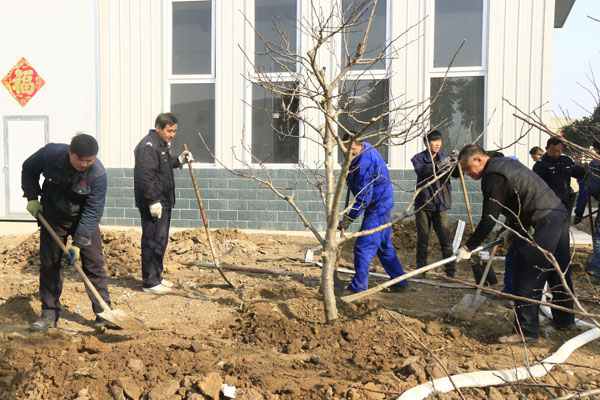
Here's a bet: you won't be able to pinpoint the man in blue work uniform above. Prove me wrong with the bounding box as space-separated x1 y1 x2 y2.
338 138 407 293
411 130 455 277
22 134 113 331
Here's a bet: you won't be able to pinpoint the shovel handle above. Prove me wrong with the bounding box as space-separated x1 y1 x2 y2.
183 144 236 289
458 164 474 232
341 238 502 303
37 213 112 313
474 244 499 297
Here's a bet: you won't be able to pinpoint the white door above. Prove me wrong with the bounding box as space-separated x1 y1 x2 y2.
3 116 49 219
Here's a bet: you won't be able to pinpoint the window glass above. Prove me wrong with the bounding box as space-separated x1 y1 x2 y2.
255 0 297 73
430 76 485 151
170 83 215 163
341 0 387 70
252 82 300 163
434 0 483 68
338 79 389 163
173 1 212 74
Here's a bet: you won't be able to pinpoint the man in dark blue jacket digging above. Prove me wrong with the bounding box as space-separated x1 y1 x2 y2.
338 139 407 293
411 130 455 277
22 134 113 331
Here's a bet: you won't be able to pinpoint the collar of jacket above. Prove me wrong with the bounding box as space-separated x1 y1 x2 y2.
419 149 446 163
149 129 170 149
540 154 569 164
350 142 374 167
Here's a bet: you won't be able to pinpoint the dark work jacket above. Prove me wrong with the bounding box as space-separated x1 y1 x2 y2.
21 143 107 247
533 154 585 211
133 130 182 209
465 157 565 250
346 142 394 220
411 150 451 212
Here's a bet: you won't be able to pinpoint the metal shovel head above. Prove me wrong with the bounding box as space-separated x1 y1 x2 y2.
450 293 488 320
97 308 144 331
303 248 314 263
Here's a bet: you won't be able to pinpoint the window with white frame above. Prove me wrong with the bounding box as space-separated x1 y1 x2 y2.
339 0 389 162
168 0 215 163
251 0 300 164
430 0 486 152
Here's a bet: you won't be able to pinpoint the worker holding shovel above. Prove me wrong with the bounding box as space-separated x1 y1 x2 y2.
133 113 193 295
22 134 114 331
338 136 408 294
455 144 575 344
411 130 456 278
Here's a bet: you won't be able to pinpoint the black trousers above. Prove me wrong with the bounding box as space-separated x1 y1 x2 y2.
139 207 172 288
512 211 574 338
415 210 455 274
39 222 110 316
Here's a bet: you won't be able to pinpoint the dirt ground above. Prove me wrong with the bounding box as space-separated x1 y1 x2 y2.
0 221 599 400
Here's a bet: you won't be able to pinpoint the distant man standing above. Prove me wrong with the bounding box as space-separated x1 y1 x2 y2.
339 138 407 293
411 130 455 277
455 144 574 343
529 146 544 162
533 137 585 215
134 113 193 294
22 134 113 331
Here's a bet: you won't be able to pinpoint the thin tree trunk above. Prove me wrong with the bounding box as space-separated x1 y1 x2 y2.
321 245 339 322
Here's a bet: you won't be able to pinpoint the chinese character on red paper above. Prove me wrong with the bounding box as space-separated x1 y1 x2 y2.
2 58 45 107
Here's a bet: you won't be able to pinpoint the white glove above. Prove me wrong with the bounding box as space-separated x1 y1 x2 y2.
178 150 194 164
455 246 472 262
149 202 162 219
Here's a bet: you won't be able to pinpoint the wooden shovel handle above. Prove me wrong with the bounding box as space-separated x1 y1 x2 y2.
458 163 475 232
37 213 112 312
183 144 236 289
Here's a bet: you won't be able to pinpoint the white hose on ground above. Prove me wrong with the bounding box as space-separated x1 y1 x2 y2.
397 287 599 400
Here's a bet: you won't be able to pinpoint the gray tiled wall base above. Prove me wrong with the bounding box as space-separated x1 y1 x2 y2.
102 169 483 230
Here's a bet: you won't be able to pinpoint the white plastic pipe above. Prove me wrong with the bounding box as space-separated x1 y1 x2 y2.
398 288 599 400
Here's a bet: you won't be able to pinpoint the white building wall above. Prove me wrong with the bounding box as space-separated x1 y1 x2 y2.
97 0 163 168
486 0 554 167
0 0 97 218
97 0 557 170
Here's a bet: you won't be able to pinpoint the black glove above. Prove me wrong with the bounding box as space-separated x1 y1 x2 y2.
337 214 354 231
573 214 583 225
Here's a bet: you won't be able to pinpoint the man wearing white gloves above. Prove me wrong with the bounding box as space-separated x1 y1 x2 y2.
454 144 573 344
134 113 193 294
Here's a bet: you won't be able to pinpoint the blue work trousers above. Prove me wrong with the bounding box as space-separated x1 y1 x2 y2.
349 211 406 292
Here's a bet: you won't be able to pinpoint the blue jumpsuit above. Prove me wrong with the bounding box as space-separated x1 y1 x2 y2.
346 143 407 292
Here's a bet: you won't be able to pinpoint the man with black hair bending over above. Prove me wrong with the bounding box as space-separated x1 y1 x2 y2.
134 113 193 294
455 144 575 343
22 133 113 331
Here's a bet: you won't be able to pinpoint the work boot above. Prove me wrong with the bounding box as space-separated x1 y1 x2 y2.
386 281 409 293
94 315 120 331
30 310 58 332
498 334 538 344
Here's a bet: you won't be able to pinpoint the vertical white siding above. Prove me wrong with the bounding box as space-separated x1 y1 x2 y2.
389 0 427 170
98 0 163 168
486 0 554 166
98 0 557 169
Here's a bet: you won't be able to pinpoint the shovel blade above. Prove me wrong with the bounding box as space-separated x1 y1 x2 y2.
450 294 487 320
97 309 144 331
